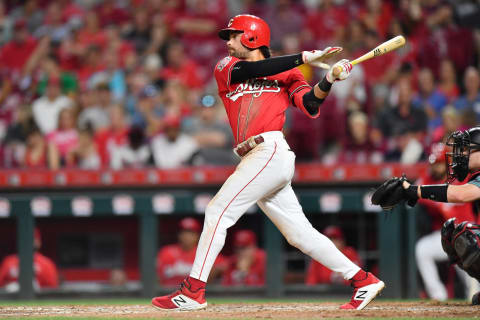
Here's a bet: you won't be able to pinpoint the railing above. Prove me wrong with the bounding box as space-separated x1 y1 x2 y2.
1 163 428 299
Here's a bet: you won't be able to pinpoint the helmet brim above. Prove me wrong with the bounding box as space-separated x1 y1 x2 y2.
218 28 243 40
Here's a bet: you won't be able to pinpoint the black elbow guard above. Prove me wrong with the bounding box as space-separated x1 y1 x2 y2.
302 89 324 116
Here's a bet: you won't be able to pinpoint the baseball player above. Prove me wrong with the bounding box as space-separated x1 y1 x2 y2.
152 14 385 311
372 126 480 304
414 144 475 301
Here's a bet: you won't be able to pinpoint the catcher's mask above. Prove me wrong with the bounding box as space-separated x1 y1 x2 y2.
446 127 480 182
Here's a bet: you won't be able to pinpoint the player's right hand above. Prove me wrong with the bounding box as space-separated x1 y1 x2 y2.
302 47 342 69
326 59 353 83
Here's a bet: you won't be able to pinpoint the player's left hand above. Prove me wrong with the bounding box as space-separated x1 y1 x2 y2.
302 47 342 69
371 175 417 210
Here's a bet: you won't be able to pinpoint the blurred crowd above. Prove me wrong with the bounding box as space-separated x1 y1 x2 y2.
0 0 479 169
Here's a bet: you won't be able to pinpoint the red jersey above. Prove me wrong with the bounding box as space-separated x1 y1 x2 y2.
214 56 318 145
156 245 226 286
306 247 361 285
0 253 58 288
221 248 265 286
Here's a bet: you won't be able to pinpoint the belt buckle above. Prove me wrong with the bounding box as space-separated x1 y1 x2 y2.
247 136 257 149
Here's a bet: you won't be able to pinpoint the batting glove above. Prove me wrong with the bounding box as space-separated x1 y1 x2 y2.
326 59 353 83
302 47 342 70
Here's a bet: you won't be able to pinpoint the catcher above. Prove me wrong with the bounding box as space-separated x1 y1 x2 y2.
372 126 480 304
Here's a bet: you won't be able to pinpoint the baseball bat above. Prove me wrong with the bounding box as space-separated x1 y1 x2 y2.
333 35 406 77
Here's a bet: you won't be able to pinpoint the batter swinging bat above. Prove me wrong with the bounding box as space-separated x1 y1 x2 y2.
333 35 406 77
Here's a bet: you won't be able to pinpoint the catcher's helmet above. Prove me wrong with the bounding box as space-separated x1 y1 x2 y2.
446 126 480 182
218 14 270 49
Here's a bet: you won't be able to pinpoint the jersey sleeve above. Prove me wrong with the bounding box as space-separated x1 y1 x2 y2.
286 68 318 118
214 56 241 90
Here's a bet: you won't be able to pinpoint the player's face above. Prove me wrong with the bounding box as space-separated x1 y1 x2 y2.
227 32 250 59
178 230 199 250
469 150 480 171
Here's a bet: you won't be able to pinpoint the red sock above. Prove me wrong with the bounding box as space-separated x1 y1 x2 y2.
351 269 368 281
186 276 206 291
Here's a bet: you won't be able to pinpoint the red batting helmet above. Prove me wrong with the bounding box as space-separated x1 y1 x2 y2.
218 14 270 49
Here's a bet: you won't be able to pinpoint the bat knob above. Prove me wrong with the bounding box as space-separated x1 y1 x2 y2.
332 66 342 78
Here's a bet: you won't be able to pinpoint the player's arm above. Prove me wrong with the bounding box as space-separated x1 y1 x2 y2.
402 180 480 203
230 47 342 84
298 59 353 116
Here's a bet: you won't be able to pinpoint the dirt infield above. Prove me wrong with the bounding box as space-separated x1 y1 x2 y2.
0 301 478 319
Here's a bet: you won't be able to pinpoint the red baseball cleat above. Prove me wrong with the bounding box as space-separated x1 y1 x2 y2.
152 278 207 311
340 271 385 310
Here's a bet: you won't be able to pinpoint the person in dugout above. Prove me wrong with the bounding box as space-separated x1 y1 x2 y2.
156 217 227 286
222 230 265 286
306 226 362 285
414 143 478 301
0 228 58 292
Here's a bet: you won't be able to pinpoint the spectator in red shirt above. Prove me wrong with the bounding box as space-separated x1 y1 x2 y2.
306 226 361 285
77 45 106 90
160 40 204 90
437 59 459 103
339 111 384 164
96 0 130 28
222 230 265 286
302 0 349 49
76 11 107 50
358 0 393 39
156 218 226 286
47 107 79 169
0 228 58 292
0 19 37 75
94 104 129 166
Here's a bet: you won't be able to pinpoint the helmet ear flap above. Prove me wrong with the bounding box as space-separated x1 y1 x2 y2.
241 31 257 48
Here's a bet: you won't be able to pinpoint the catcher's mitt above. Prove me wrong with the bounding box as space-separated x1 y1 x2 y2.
371 177 406 210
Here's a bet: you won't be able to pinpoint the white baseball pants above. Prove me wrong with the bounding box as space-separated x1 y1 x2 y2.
416 230 480 301
190 131 360 282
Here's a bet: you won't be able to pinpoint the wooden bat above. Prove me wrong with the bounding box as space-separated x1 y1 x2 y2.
333 35 406 77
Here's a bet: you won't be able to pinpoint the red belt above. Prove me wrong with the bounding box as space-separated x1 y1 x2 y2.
235 135 265 157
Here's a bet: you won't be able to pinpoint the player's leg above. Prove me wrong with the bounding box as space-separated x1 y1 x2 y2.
257 183 384 310
153 139 290 310
415 230 448 301
257 184 359 279
454 265 480 302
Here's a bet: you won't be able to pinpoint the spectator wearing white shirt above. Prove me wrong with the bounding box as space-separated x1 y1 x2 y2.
110 126 151 170
151 116 198 169
32 77 73 134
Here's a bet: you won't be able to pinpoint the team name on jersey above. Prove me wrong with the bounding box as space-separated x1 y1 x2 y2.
226 78 280 101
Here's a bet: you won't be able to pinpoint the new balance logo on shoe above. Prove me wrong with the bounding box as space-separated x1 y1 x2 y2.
355 290 368 300
172 295 188 307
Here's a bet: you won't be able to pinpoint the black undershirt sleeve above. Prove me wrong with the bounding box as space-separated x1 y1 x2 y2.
230 53 303 84
302 87 325 116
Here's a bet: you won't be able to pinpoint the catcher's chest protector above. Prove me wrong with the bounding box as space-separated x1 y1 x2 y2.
453 222 480 280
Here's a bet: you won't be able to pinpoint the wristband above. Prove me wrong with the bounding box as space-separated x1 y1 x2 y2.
420 184 449 202
318 76 332 92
